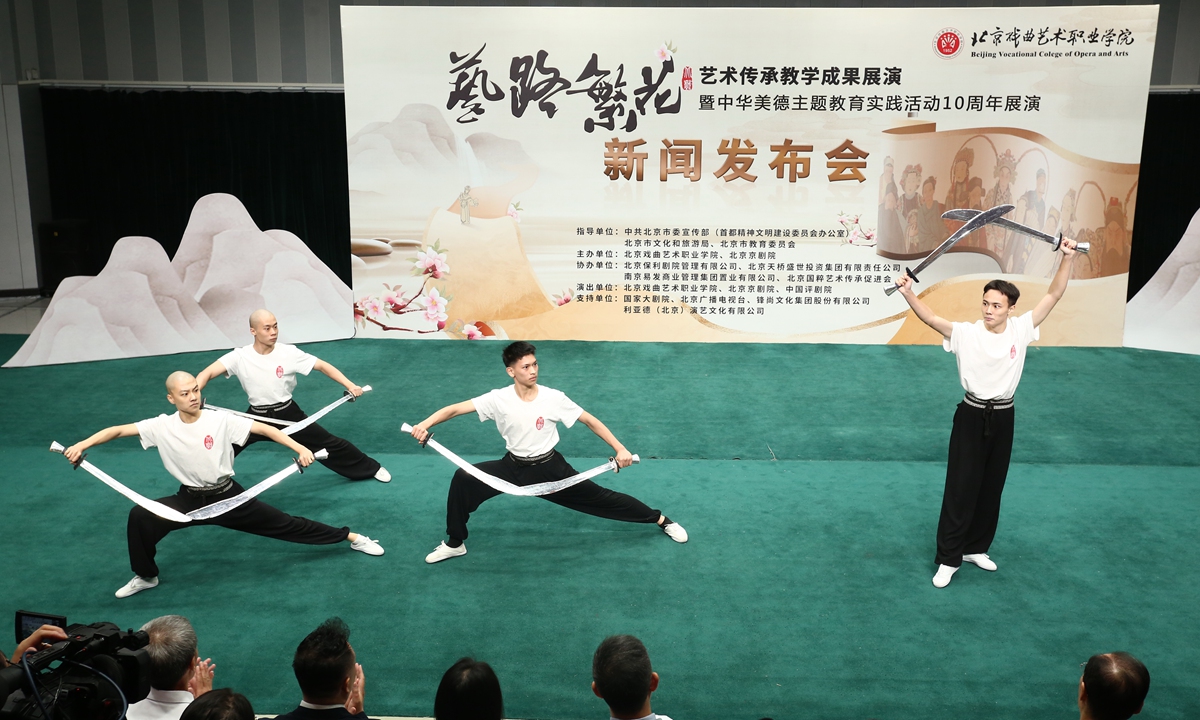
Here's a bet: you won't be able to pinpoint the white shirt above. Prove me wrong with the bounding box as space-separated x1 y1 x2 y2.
136 410 253 488
613 714 673 720
219 343 318 406
944 311 1039 400
126 688 194 720
473 385 584 458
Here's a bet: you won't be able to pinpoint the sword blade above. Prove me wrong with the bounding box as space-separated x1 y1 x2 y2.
50 442 193 523
283 385 372 436
940 208 1090 254
399 422 638 497
885 204 1014 295
186 448 330 520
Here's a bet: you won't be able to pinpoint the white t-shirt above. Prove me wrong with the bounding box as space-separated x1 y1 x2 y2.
473 385 584 458
944 311 1039 400
136 410 253 488
218 343 318 406
126 689 193 720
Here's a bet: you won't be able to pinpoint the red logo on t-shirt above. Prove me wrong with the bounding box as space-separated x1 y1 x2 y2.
203 435 214 450
536 417 545 430
1010 345 1017 359
276 365 284 378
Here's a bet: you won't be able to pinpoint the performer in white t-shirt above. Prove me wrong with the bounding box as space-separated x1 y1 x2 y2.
63 371 385 599
895 237 1078 588
196 309 390 483
410 341 688 563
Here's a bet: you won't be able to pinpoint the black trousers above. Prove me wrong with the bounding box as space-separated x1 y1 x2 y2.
445 451 661 543
235 400 381 481
935 400 1015 567
127 481 350 577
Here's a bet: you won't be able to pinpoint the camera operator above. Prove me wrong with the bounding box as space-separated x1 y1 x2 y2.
127 616 214 720
0 625 69 668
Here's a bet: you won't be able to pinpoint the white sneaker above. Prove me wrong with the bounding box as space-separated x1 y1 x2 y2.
115 576 158 598
963 553 998 571
425 541 467 564
350 535 384 556
660 520 688 543
374 467 392 483
932 564 958 588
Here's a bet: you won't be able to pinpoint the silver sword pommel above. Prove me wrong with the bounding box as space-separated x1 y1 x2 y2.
884 267 919 296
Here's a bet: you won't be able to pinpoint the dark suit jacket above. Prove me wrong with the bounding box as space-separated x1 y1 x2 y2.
273 706 370 720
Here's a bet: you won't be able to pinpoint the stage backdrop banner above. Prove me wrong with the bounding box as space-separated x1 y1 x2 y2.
342 5 1155 345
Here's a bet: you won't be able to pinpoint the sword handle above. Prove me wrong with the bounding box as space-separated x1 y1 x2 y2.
884 267 918 296
50 441 85 468
1076 242 1090 254
343 385 372 403
399 423 433 447
609 454 641 473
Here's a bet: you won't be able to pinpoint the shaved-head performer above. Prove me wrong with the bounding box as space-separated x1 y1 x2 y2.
196 309 390 483
64 371 384 599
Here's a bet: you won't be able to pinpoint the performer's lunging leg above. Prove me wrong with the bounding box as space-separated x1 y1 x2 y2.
414 341 688 565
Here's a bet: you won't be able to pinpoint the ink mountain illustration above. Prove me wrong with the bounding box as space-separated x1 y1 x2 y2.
5 194 353 367
1124 207 1200 355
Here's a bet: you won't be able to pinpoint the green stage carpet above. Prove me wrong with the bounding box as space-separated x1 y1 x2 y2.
1 335 1197 719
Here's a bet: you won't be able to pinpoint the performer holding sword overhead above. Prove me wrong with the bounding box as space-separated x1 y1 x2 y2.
408 341 687 564
60 371 384 599
894 233 1080 588
196 309 392 483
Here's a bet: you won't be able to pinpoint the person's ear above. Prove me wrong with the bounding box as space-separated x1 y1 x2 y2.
1078 678 1087 708
591 681 603 699
507 366 516 378
343 671 354 696
648 672 659 693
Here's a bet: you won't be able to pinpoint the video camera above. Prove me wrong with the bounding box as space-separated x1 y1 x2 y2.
0 622 150 720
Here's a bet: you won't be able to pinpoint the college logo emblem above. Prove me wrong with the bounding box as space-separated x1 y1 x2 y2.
933 28 964 59
276 365 284 378
204 435 214 450
1010 345 1017 359
536 417 545 430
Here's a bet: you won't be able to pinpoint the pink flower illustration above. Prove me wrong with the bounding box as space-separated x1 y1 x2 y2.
464 324 483 340
358 296 384 320
554 288 574 306
420 287 448 324
656 43 674 62
415 247 450 279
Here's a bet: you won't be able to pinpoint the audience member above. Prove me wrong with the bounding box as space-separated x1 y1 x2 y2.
434 657 503 720
128 615 214 720
275 618 368 719
1079 652 1150 720
178 688 254 720
592 635 671 720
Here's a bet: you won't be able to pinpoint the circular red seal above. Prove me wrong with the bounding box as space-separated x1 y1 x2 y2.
204 435 214 450
276 365 284 378
536 417 545 431
934 28 963 59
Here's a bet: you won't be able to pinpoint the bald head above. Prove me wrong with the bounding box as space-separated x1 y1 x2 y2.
249 309 276 330
166 371 196 394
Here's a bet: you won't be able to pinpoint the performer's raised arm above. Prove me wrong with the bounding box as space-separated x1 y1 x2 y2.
314 359 364 397
64 424 139 463
578 411 633 468
410 400 476 442
194 359 226 391
1032 237 1078 327
895 275 954 340
248 422 315 467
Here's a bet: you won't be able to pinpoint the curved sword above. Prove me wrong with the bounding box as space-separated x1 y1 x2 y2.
940 208 1090 254
885 203 1014 296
